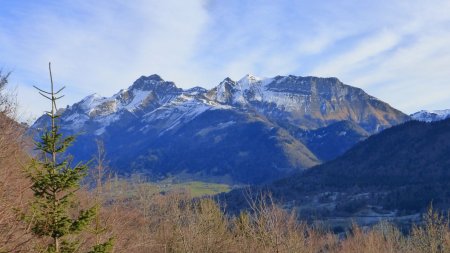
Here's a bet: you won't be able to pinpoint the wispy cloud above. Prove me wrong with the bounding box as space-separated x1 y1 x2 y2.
0 0 208 118
1 0 450 119
198 0 450 113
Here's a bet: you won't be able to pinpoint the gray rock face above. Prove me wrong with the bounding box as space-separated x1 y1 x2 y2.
31 74 409 184
207 75 409 133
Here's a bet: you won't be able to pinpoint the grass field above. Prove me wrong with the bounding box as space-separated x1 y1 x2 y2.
161 181 231 197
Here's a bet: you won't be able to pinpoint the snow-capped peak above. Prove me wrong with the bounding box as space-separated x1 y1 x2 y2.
135 74 164 83
128 74 178 92
55 75 184 134
238 74 262 85
210 78 237 104
81 93 102 102
411 109 450 122
222 77 235 83
79 93 105 110
185 86 207 95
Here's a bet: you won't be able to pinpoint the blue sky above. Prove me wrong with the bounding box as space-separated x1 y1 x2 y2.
1 0 450 120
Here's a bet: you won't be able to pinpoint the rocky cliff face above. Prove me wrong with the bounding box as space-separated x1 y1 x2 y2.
207 75 409 133
31 74 409 184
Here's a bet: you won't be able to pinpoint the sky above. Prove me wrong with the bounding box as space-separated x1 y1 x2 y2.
1 0 450 121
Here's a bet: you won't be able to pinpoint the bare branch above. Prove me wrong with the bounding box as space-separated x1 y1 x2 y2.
32 85 52 95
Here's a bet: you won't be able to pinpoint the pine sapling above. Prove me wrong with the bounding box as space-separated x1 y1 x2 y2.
26 63 112 253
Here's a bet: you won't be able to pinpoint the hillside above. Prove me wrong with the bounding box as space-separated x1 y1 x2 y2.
223 118 450 218
276 118 450 192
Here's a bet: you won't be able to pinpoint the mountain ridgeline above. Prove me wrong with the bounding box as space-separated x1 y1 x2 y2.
410 109 450 122
31 74 409 184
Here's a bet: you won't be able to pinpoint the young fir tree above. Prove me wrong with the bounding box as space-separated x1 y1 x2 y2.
27 63 113 253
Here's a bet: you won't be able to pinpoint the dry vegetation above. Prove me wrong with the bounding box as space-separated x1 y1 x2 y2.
3 158 450 253
57 184 450 253
1 72 450 252
0 71 35 252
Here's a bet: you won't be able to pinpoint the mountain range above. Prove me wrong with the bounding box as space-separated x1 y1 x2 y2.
31 74 409 184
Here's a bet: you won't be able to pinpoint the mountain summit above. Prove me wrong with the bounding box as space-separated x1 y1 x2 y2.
411 109 450 122
31 74 409 184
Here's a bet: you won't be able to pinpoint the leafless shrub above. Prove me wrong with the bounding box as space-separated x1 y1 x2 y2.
409 206 450 253
339 222 406 253
0 70 17 118
0 72 35 252
233 192 337 253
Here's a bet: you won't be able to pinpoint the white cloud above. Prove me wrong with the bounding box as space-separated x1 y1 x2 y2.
311 31 401 78
2 0 450 119
0 0 208 118
349 30 450 112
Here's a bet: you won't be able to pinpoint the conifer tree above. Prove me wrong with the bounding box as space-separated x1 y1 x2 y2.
27 63 113 253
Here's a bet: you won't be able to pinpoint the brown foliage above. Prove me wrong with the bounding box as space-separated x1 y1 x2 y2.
2 158 450 253
0 73 35 252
